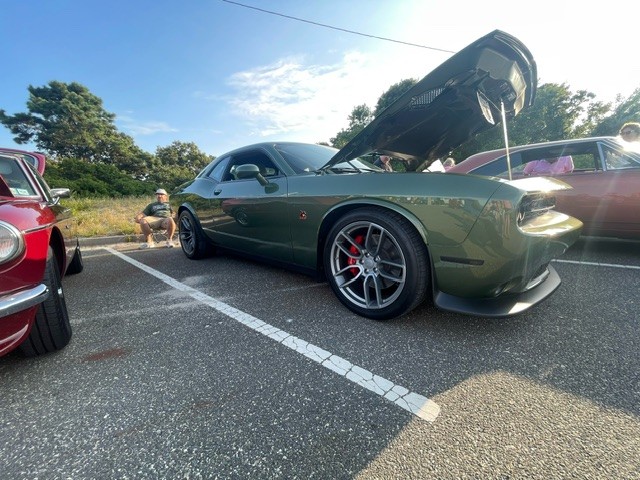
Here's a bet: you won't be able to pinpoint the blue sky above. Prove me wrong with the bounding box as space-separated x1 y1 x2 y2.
2 0 637 157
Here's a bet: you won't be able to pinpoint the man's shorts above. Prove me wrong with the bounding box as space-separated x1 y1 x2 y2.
143 216 172 229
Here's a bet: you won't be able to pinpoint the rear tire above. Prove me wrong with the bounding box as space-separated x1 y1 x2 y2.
178 210 213 259
19 247 72 356
324 208 430 320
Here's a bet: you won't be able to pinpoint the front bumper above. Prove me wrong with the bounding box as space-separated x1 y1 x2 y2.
0 284 49 319
433 264 560 317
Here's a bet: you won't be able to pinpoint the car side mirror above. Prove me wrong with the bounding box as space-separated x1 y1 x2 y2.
234 164 269 186
50 188 71 199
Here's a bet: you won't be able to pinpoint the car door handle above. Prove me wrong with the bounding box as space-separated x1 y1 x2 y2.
214 188 222 195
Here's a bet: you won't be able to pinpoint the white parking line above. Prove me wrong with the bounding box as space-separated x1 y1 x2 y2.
554 259 640 270
106 248 440 422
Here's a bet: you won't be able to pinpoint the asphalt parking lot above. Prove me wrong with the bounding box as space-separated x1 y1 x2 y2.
1 237 639 479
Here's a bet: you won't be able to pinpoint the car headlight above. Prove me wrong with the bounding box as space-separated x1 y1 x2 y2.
0 220 24 264
517 193 556 226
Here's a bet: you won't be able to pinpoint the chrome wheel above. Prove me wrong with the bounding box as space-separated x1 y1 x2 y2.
329 220 407 310
178 210 213 260
324 208 429 320
179 212 197 257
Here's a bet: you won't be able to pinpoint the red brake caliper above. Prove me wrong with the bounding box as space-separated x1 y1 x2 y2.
348 234 364 277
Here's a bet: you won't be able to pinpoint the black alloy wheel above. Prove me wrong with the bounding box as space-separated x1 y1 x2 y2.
178 210 213 260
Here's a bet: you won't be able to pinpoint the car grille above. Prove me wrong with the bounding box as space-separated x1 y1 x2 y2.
409 87 445 109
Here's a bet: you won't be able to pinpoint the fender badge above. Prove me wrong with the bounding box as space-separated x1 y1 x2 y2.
299 210 307 220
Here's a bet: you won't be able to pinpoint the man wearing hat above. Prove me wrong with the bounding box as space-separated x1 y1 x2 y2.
134 188 176 248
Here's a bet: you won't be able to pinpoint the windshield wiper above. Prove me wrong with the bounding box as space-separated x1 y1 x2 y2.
319 159 377 174
327 166 364 173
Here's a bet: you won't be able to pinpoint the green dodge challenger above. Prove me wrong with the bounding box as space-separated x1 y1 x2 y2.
171 30 583 320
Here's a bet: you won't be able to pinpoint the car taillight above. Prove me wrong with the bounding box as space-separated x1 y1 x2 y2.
517 194 556 226
0 221 24 264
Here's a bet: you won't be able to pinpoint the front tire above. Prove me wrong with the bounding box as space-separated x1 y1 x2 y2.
324 208 430 320
19 247 72 356
178 210 213 260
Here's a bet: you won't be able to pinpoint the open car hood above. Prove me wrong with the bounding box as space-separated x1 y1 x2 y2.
324 30 537 171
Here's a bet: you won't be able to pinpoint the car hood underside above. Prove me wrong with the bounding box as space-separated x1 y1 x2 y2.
326 29 537 172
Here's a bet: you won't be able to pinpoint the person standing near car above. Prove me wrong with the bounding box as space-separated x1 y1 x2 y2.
374 155 393 172
134 188 176 249
619 122 640 143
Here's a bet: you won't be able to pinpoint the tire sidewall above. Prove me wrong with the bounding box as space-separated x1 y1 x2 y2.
20 247 72 356
178 210 211 259
324 207 428 320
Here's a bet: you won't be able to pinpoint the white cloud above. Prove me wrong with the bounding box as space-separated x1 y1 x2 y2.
216 1 637 149
117 116 178 136
224 51 411 143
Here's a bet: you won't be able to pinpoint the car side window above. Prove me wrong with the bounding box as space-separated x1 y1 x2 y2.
521 155 575 175
602 145 640 170
474 146 607 178
207 156 230 181
222 151 280 181
565 153 596 171
472 153 527 178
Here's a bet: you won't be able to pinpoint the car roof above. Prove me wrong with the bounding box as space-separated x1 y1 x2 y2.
216 141 337 157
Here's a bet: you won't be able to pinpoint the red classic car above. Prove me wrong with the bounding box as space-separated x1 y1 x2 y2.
448 137 640 239
0 149 83 357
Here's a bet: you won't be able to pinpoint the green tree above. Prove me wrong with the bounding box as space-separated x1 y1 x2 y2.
591 88 640 136
330 104 373 148
44 157 151 197
0 81 146 176
149 141 214 191
374 79 417 117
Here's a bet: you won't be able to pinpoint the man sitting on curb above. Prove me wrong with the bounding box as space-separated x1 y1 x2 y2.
134 188 176 249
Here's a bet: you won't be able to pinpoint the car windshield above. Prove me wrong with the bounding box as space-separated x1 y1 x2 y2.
274 143 376 174
0 155 38 197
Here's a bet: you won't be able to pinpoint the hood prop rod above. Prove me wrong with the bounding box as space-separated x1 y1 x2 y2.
500 100 513 181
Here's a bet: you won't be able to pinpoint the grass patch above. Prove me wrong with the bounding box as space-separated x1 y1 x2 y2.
62 196 151 238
